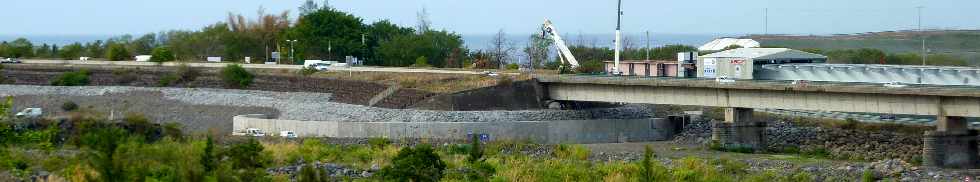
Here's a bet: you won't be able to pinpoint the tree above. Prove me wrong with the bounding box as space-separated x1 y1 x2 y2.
150 46 176 62
524 31 553 69
36 44 52 58
380 144 446 182
7 38 34 58
290 8 366 61
59 43 85 60
85 40 105 58
201 134 217 173
106 43 131 61
489 29 513 69
416 7 431 34
128 34 157 55
80 126 129 182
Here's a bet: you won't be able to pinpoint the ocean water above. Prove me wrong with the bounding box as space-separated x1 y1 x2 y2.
2 33 727 51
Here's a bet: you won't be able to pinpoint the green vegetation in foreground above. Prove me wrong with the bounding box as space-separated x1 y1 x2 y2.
1 97 826 181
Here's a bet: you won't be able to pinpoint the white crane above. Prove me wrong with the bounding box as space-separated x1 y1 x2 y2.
542 19 580 68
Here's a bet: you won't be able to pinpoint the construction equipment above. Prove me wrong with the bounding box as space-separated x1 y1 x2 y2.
542 19 579 68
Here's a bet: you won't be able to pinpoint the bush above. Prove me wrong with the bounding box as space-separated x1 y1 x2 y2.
150 47 175 62
380 144 446 182
554 144 590 160
61 101 79 111
298 66 318 77
106 44 131 61
467 134 484 163
220 64 254 88
111 68 137 84
411 56 432 68
505 63 520 70
574 60 604 74
158 74 178 86
368 137 391 149
50 69 90 86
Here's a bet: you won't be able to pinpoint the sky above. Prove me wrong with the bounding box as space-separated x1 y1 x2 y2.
1 0 978 36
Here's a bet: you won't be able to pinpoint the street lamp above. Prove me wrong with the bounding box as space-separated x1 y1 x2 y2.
287 40 298 64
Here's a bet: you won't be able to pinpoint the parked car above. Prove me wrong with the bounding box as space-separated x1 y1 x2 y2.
715 76 735 84
1 58 22 63
15 108 42 118
884 81 907 88
280 131 297 138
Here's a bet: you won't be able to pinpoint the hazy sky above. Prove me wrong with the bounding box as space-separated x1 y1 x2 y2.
1 0 977 36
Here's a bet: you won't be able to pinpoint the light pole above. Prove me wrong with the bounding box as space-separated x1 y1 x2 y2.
917 6 926 65
287 40 297 64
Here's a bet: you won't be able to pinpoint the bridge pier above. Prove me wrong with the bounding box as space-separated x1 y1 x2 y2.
712 107 767 151
923 116 979 168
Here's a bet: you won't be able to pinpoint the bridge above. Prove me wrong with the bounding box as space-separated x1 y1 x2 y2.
535 74 980 168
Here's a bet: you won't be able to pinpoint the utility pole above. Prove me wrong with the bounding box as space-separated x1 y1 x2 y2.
764 8 769 35
645 31 650 61
287 40 297 64
613 0 623 75
917 6 926 65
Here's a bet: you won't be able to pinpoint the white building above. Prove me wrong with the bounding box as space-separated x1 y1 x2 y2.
698 38 761 51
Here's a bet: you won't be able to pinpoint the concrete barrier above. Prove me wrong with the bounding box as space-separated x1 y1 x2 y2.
233 114 678 144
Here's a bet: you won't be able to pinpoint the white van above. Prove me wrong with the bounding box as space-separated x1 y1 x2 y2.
280 131 297 138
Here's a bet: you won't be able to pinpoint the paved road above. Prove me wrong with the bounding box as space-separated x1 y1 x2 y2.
20 59 494 75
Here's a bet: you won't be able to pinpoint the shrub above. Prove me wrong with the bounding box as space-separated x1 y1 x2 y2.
150 47 175 62
505 63 519 70
411 56 432 68
157 74 178 86
220 64 254 88
105 44 131 61
111 68 137 84
554 144 590 160
162 123 183 141
467 134 484 163
641 145 656 182
298 67 318 77
61 101 79 111
368 137 391 149
174 64 199 82
574 60 604 74
861 170 876 182
380 144 446 182
50 69 90 86
201 134 217 173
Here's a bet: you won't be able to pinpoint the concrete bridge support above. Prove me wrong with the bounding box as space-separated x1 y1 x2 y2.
923 116 979 168
712 107 767 150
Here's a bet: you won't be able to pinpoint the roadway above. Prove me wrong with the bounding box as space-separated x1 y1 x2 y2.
19 59 493 75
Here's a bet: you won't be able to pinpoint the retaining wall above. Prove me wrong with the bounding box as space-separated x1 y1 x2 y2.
233 114 678 144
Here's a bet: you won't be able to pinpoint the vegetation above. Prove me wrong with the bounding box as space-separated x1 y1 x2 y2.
61 101 79 112
380 144 447 181
220 64 254 88
754 31 980 66
105 43 131 61
50 69 91 86
150 46 176 62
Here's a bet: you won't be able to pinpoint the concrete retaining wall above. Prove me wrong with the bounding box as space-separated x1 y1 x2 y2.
233 114 677 144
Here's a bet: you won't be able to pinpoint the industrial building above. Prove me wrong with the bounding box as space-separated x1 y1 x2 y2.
696 48 828 79
757 64 980 86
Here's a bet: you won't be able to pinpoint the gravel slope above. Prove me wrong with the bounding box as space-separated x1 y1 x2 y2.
1 85 655 131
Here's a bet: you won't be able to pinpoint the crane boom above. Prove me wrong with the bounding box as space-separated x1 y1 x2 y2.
542 19 579 67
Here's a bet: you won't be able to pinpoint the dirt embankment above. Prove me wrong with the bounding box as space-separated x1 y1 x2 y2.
0 65 434 108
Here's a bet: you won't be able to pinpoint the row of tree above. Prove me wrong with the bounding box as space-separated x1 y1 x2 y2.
800 48 969 66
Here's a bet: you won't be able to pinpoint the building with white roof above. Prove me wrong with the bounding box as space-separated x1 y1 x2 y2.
698 38 761 51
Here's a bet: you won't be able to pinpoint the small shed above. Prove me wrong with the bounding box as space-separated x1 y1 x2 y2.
604 60 680 77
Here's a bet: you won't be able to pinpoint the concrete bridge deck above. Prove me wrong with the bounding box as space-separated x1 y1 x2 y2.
535 74 980 168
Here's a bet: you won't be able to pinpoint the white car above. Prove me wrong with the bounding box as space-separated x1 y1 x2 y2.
715 76 735 84
280 131 297 138
884 82 907 88
15 108 42 118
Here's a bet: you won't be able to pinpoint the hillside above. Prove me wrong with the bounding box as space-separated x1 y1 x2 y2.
744 30 980 65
